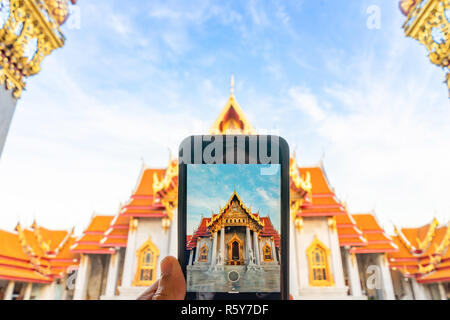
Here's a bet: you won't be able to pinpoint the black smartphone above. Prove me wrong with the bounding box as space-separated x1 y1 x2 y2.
178 135 289 300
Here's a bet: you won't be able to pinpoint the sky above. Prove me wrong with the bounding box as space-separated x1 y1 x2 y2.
0 0 449 234
186 164 281 235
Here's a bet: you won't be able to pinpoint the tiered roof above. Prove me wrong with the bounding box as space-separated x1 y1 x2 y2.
0 222 79 284
260 217 281 247
350 214 398 254
120 166 167 218
336 212 367 247
70 215 115 254
295 166 347 217
388 220 450 284
99 164 172 248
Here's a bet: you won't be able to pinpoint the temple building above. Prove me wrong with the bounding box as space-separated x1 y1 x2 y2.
186 190 281 293
1 81 449 299
0 0 76 157
389 219 450 299
0 222 79 300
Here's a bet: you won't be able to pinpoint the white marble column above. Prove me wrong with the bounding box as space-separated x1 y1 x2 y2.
328 224 346 288
378 254 395 300
188 249 194 266
40 281 57 300
4 280 14 300
438 283 447 300
220 227 225 265
271 239 277 263
245 227 253 263
411 277 428 300
194 241 201 263
210 232 218 268
60 277 68 301
290 219 301 298
253 231 260 266
104 251 121 297
121 223 137 288
23 283 32 300
344 249 363 297
73 254 91 300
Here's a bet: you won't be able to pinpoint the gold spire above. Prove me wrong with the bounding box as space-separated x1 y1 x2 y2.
209 78 256 135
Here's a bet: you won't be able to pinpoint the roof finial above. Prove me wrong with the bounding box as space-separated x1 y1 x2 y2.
230 75 235 96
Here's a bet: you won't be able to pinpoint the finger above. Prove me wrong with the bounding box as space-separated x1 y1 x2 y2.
152 256 186 300
136 279 160 300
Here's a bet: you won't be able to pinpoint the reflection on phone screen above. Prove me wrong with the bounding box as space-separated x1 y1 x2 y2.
185 164 281 295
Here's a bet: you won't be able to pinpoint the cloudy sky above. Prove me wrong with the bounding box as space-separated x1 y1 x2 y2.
186 164 281 234
0 0 449 234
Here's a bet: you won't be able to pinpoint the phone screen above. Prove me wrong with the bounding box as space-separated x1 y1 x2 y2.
185 163 281 298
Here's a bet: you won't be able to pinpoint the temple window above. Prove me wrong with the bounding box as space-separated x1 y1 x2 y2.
199 243 209 262
306 236 334 287
263 243 273 262
133 236 159 286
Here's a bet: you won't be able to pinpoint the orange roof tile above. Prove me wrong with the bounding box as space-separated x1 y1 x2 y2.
418 268 450 283
71 215 116 254
121 167 169 218
337 212 367 247
296 166 346 217
351 214 398 254
0 229 29 261
0 265 52 283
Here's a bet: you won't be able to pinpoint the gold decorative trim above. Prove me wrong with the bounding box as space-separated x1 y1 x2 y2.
227 232 244 265
262 243 274 262
416 218 439 251
198 243 209 262
207 189 265 233
133 236 160 287
402 0 450 96
306 236 335 287
0 0 68 98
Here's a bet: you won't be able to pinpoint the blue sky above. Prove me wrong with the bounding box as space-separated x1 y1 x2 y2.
0 1 449 233
186 164 281 234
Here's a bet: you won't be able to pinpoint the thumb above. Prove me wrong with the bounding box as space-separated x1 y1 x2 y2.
153 256 186 300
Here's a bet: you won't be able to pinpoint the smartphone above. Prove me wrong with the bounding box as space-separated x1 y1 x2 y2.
178 135 289 300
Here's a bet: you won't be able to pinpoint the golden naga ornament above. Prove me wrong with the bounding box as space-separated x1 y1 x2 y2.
44 0 77 25
0 0 77 98
400 0 450 96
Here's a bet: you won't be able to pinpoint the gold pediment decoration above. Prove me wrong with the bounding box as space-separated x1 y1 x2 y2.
209 78 256 135
207 189 264 233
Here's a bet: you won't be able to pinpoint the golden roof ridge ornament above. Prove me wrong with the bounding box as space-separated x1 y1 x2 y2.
400 0 450 97
209 76 256 135
206 189 264 229
0 0 78 98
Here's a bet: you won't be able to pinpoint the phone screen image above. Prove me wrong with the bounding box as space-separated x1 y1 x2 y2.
185 164 281 296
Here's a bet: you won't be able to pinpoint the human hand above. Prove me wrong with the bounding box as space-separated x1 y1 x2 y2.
137 256 186 300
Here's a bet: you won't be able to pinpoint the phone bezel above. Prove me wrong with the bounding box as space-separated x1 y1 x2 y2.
177 135 290 300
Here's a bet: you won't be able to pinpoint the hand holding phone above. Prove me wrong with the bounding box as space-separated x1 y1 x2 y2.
178 135 290 300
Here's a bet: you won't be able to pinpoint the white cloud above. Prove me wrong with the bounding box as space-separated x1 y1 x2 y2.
287 22 450 230
288 87 326 121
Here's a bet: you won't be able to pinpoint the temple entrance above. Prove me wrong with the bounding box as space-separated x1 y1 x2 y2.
227 233 243 265
232 241 239 261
